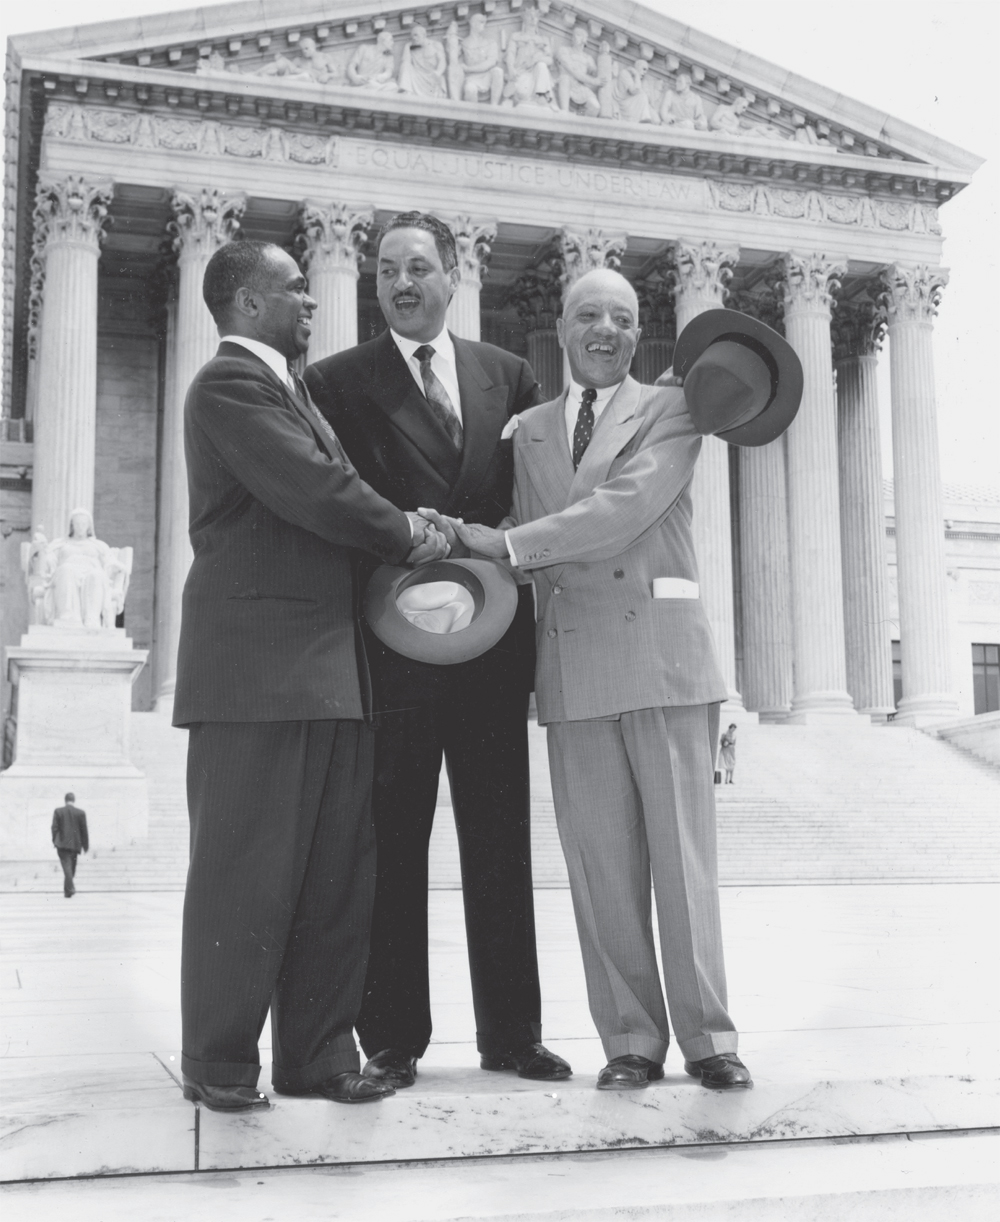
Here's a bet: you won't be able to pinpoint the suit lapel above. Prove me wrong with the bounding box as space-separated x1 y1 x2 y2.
517 395 575 517
366 330 462 484
444 336 509 514
568 377 644 504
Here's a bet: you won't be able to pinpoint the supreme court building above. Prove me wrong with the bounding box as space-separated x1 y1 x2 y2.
1 0 989 731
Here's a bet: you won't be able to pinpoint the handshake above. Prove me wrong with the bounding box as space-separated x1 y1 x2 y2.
403 509 509 566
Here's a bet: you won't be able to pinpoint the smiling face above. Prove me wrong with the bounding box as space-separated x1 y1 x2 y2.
233 248 316 361
557 270 641 389
377 227 458 342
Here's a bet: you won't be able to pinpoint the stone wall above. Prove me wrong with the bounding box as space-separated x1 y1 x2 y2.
93 331 160 711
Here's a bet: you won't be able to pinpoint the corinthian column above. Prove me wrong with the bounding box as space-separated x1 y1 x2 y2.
833 299 895 720
154 188 244 708
445 216 496 341
880 264 958 725
672 238 741 704
298 201 372 360
30 175 112 540
633 267 675 384
509 256 564 400
781 251 855 721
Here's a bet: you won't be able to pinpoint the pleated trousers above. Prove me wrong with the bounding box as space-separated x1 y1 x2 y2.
181 718 375 1091
546 702 738 1064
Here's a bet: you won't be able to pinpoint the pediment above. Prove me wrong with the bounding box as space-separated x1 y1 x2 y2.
10 0 981 183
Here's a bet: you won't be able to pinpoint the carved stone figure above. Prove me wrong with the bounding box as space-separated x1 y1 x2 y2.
346 31 398 91
503 6 557 110
398 24 447 100
614 58 659 125
660 73 708 130
258 44 313 81
446 14 505 106
595 40 616 119
555 26 601 117
196 50 241 76
23 510 132 630
709 96 787 141
294 37 342 85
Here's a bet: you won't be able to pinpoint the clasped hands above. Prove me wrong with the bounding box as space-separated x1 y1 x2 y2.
403 509 508 566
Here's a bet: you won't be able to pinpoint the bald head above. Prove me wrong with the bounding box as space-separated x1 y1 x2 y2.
558 268 641 389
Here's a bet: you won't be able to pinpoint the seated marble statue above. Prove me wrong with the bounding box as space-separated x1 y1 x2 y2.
503 6 556 109
346 31 398 91
24 509 132 630
398 24 447 99
660 73 708 130
614 58 659 124
555 26 602 117
710 96 787 141
446 14 504 106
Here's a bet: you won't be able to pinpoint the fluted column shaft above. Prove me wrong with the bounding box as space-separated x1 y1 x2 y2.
834 302 894 719
299 202 372 360
739 439 793 718
526 330 562 402
632 338 673 385
781 252 855 721
882 264 957 724
31 175 112 539
672 239 741 703
445 216 496 341
154 188 244 707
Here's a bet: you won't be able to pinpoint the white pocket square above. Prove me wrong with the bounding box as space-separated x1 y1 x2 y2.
652 578 699 599
500 415 520 440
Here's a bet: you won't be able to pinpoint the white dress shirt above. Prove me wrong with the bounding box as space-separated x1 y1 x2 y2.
505 379 624 567
391 327 463 425
220 335 292 390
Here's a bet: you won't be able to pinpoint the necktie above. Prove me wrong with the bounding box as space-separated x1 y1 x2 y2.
413 344 463 450
572 387 597 469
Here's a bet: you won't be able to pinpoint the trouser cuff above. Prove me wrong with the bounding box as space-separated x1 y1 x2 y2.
679 1031 739 1063
603 1034 669 1064
476 1021 542 1057
181 1053 260 1088
271 1040 360 1092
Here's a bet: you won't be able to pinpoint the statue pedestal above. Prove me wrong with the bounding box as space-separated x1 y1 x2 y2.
0 626 150 860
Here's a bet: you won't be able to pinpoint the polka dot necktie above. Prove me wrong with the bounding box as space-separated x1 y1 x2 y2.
572 387 598 470
413 344 463 450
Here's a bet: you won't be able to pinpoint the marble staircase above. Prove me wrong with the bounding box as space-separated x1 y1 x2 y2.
1 710 997 892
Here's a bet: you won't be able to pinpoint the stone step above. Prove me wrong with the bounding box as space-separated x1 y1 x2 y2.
4 1132 995 1221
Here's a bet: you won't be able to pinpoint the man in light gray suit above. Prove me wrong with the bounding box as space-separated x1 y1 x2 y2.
430 269 766 1092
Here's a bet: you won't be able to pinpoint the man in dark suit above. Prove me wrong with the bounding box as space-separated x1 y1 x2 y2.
51 792 88 898
306 212 570 1089
173 239 447 1113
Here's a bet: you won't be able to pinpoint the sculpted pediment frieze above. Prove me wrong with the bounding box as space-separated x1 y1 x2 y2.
13 1 975 175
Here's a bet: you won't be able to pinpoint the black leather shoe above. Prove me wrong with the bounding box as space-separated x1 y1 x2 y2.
480 1041 572 1080
362 1048 418 1089
684 1053 753 1090
596 1055 665 1091
276 1072 395 1104
181 1076 270 1112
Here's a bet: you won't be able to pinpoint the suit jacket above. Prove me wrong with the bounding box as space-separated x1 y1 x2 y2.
506 376 728 724
52 805 88 853
173 341 413 726
306 330 542 703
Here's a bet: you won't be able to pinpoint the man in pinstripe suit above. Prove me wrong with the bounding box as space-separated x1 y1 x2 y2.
437 269 753 1092
173 241 447 1112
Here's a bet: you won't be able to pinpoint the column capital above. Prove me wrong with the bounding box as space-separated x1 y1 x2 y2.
558 226 627 287
169 188 245 264
831 297 885 362
671 238 739 307
298 200 374 277
442 215 497 287
781 251 846 316
634 264 675 340
879 262 949 326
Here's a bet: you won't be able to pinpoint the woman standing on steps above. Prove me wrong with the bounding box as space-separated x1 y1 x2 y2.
719 724 738 784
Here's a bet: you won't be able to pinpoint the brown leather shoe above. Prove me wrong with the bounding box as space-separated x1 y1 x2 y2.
596 1055 665 1090
276 1072 396 1104
362 1048 418 1089
684 1053 753 1090
480 1041 572 1081
182 1076 270 1112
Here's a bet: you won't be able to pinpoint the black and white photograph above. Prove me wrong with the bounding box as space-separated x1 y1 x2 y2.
1 1 997 1218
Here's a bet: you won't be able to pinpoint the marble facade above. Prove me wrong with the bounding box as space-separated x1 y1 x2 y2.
0 0 986 741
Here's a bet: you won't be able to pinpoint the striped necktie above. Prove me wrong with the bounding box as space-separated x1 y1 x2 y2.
413 344 463 450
